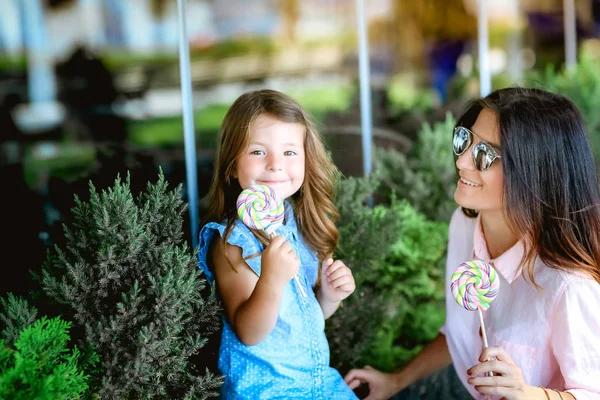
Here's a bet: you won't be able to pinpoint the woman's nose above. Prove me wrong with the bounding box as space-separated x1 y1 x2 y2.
455 148 475 171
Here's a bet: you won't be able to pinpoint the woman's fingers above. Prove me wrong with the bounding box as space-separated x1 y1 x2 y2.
479 346 516 365
468 359 514 376
344 366 372 389
468 375 514 387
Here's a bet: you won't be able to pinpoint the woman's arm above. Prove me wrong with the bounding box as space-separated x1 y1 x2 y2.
211 235 299 345
344 334 452 399
549 278 600 400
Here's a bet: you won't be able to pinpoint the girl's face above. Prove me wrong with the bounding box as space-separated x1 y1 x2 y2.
235 114 305 201
454 108 504 213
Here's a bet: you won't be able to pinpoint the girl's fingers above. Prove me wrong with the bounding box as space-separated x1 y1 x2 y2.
330 275 354 289
479 346 516 365
328 266 350 281
269 235 286 248
280 241 292 253
321 258 334 270
325 260 345 276
336 283 355 293
467 360 514 377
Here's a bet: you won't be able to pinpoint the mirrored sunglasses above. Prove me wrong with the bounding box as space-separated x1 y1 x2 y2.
453 126 501 172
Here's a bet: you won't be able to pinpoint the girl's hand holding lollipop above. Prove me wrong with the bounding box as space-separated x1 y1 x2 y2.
237 184 307 297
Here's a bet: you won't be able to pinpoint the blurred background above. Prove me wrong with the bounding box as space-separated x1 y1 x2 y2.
2 0 600 302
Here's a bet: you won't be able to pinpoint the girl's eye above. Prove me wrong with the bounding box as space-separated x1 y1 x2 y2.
250 150 265 155
284 151 296 156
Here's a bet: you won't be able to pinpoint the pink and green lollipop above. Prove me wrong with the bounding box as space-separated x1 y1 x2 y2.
451 260 499 312
236 184 306 297
236 184 284 235
451 260 500 375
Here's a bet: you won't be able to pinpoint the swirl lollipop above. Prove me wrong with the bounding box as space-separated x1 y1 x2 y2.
236 184 306 297
451 260 500 375
236 184 284 235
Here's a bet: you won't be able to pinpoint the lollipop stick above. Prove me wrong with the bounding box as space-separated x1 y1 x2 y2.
478 308 494 377
269 233 307 298
478 308 489 348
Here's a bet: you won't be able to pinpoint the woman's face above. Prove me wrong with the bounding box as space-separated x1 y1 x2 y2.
454 108 504 213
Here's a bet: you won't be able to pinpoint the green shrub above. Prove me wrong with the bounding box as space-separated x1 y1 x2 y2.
327 175 448 374
529 54 600 163
0 293 38 347
374 113 458 222
327 176 401 374
0 295 95 400
40 171 223 399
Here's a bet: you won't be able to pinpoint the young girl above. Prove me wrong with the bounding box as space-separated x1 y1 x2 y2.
198 89 358 399
345 87 600 400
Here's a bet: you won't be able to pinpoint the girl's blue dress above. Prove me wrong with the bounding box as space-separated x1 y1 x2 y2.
198 202 358 399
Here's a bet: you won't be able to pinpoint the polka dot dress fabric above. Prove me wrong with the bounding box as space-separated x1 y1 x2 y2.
198 202 358 400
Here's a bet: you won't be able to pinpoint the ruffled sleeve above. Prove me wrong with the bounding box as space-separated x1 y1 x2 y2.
197 220 264 286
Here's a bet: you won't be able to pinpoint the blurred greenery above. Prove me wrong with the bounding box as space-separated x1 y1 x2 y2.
375 113 458 222
127 104 229 147
289 84 355 122
100 37 278 70
23 142 97 188
0 54 26 74
387 74 436 114
128 84 354 147
1 36 350 75
18 84 353 189
447 71 520 103
528 52 600 164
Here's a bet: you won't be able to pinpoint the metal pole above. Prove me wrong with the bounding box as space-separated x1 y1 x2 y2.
79 0 106 49
506 0 523 81
356 0 373 177
23 0 56 104
176 0 199 248
477 0 491 97
0 0 22 55
564 0 577 70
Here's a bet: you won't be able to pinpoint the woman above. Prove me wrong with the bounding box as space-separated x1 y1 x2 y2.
345 87 600 400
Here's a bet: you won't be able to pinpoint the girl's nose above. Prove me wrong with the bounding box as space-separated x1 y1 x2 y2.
267 154 282 171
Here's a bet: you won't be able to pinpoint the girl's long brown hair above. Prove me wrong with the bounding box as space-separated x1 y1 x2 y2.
202 89 339 267
457 87 600 286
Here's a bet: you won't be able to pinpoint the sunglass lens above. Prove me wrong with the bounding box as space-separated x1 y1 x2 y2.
453 127 471 155
472 142 491 171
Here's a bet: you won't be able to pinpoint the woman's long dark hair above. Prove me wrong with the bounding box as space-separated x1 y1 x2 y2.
458 87 600 286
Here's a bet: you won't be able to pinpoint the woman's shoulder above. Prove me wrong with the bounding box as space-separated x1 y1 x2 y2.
550 270 600 318
556 268 600 291
534 257 600 295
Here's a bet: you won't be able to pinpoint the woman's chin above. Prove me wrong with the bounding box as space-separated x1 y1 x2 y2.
454 191 477 211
